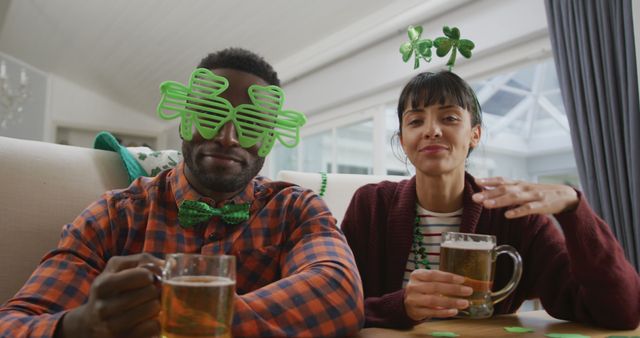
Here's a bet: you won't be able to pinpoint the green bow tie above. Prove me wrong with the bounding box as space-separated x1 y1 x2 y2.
178 200 250 228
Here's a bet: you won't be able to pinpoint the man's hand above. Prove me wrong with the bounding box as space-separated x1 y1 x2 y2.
404 269 472 321
56 253 164 338
472 177 579 218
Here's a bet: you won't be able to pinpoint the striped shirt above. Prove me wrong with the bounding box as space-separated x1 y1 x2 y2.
0 162 364 338
402 205 461 286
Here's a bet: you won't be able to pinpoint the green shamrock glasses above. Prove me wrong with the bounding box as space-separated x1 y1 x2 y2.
157 68 307 157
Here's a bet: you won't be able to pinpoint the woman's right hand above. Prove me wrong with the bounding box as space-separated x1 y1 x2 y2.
404 269 473 321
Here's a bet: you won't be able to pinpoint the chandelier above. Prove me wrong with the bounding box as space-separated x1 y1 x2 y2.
0 60 30 129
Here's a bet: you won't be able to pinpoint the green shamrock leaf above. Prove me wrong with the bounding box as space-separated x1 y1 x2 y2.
504 326 535 333
157 68 234 141
545 334 591 338
400 25 433 69
433 25 475 71
430 332 459 337
234 85 306 157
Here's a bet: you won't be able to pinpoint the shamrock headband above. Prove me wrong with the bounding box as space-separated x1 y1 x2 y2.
400 25 475 71
157 68 307 157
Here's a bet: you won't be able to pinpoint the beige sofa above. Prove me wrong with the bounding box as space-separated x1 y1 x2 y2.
0 136 129 303
0 136 406 303
276 170 406 225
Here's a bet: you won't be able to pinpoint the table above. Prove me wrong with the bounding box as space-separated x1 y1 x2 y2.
356 311 640 337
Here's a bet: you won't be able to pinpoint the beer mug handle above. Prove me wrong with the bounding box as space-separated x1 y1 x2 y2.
491 245 523 305
140 262 164 283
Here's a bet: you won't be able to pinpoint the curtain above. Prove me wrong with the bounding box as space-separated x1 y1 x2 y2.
545 0 639 270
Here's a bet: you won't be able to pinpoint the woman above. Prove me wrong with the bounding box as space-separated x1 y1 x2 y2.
341 71 639 330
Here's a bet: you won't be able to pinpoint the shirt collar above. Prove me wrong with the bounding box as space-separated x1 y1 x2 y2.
169 161 258 207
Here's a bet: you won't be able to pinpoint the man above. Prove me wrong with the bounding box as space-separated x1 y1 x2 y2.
0 48 364 337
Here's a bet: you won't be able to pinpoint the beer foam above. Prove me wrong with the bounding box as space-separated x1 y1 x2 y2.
441 240 494 251
165 276 235 287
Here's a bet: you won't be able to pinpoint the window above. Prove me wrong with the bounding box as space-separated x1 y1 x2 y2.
468 58 577 182
537 172 581 189
302 131 332 172
271 142 298 173
384 105 414 176
268 58 577 187
335 120 374 174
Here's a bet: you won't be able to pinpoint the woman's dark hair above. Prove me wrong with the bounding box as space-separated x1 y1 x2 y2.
396 71 482 131
197 47 280 86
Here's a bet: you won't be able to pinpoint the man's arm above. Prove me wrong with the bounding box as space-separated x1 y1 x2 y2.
0 196 163 338
0 249 100 337
231 191 365 337
0 200 109 338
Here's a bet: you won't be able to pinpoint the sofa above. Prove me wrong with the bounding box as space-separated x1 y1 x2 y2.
276 170 406 225
0 136 407 303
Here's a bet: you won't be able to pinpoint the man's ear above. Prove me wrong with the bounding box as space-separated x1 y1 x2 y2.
470 125 481 149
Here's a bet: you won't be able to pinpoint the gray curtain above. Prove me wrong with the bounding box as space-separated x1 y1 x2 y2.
545 0 639 270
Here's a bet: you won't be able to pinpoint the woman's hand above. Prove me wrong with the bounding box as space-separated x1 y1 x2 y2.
472 177 579 218
404 269 473 321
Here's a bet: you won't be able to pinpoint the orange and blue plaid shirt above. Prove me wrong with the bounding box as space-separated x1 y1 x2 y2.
0 162 364 337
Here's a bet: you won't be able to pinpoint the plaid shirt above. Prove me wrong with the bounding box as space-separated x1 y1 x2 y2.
0 162 364 337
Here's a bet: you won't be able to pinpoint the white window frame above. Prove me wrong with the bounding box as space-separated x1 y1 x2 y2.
267 35 556 178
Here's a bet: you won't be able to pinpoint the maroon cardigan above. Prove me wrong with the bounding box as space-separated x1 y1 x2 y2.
341 173 640 330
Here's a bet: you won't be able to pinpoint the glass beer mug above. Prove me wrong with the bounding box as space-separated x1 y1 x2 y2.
159 254 236 338
439 232 523 319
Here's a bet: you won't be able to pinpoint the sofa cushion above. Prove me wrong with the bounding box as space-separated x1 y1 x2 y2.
276 170 407 226
0 136 129 303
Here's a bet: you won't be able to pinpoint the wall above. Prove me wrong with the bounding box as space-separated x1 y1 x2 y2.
48 74 165 143
0 52 47 141
527 151 577 176
283 0 549 117
0 52 169 147
272 0 567 182
160 121 182 150
635 0 640 102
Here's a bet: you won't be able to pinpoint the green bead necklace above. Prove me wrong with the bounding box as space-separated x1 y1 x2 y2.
412 216 431 269
319 172 327 197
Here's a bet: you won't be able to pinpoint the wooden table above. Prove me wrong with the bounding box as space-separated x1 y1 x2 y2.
356 311 640 337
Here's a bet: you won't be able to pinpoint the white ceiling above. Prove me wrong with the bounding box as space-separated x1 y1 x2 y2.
0 0 465 118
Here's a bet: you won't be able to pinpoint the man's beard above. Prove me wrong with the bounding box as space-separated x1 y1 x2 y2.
182 143 265 193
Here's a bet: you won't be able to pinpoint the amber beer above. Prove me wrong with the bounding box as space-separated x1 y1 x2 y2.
440 240 495 318
440 232 522 319
160 254 236 338
161 276 234 338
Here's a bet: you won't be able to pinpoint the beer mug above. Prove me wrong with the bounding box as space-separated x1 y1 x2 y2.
159 254 236 338
439 232 522 319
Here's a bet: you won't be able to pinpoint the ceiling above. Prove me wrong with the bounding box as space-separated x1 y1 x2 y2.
0 0 465 118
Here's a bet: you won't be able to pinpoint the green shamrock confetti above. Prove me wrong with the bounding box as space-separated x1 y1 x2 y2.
430 332 459 337
545 334 590 338
433 26 475 71
400 25 475 71
504 326 535 333
399 25 433 69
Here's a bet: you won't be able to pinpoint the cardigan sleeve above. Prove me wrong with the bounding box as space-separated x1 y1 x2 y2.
342 186 419 328
526 192 640 330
